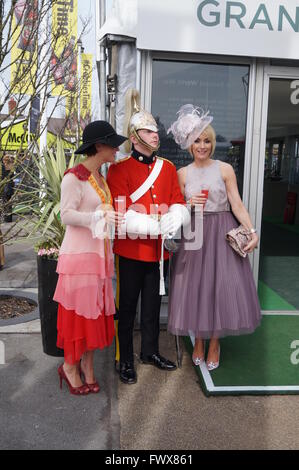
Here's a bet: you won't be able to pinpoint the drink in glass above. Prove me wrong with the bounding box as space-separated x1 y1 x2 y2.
200 186 209 207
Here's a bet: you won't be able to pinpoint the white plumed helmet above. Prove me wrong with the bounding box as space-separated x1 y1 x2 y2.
123 88 159 153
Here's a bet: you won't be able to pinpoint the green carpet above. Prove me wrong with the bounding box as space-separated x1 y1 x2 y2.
259 219 299 309
258 281 296 311
185 314 299 396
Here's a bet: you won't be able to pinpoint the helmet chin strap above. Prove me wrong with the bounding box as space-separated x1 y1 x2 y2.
132 129 160 153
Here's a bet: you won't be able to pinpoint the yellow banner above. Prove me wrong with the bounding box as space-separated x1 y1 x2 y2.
0 120 32 151
10 0 38 95
65 93 78 137
64 53 92 138
80 53 92 131
51 0 78 96
0 120 75 151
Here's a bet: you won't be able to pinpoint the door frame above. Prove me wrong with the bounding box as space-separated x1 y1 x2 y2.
253 65 299 312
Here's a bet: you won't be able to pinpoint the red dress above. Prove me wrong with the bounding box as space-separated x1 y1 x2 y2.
54 164 115 364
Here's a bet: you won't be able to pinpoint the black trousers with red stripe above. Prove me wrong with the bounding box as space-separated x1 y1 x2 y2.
117 255 169 364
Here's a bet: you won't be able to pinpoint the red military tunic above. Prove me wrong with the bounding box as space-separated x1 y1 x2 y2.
107 154 185 262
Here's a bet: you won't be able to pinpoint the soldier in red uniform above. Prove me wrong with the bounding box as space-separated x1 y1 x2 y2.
107 90 190 384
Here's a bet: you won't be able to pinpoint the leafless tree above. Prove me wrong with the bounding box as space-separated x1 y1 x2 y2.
0 0 91 245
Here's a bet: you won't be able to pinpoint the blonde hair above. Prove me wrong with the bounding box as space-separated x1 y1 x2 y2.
189 124 216 158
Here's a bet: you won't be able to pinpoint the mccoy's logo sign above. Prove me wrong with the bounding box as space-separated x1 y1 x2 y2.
0 120 34 150
197 1 299 32
7 131 32 144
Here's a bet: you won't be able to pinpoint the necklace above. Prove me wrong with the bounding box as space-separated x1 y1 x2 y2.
88 174 112 205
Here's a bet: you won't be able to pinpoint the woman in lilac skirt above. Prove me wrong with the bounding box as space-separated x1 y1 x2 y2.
167 105 261 370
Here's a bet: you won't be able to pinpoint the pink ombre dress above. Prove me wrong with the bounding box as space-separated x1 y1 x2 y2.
53 164 115 364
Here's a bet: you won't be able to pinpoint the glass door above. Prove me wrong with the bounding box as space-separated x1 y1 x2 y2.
151 59 250 196
258 76 299 311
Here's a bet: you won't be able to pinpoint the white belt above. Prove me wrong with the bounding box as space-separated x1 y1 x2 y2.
130 158 163 203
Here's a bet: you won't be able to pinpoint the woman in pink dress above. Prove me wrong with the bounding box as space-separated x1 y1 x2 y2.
54 121 127 395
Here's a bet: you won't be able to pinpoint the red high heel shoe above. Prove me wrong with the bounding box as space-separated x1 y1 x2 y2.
78 362 100 394
58 364 90 395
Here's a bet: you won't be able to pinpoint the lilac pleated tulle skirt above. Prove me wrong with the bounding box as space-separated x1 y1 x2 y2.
168 211 261 339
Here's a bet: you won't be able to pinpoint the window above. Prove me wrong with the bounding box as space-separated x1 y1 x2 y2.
151 59 250 195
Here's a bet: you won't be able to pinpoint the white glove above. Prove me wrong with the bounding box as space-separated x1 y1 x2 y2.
91 209 105 238
120 209 160 236
160 204 190 238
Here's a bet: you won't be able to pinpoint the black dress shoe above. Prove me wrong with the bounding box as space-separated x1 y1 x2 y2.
119 362 137 384
140 353 177 371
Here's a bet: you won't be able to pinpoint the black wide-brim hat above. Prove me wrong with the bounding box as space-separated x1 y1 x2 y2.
75 120 127 154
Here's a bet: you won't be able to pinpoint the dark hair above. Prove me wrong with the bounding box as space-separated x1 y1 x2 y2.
85 144 97 157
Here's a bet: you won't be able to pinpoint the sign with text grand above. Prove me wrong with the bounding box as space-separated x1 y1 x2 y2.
137 0 299 60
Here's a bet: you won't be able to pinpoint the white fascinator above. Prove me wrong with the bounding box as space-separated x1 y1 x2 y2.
167 104 213 150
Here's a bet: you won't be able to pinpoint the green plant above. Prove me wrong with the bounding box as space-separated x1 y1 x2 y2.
14 139 81 251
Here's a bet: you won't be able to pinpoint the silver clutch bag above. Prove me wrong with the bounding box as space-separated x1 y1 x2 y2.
225 225 252 258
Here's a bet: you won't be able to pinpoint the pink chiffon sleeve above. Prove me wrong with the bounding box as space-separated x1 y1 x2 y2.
60 173 95 228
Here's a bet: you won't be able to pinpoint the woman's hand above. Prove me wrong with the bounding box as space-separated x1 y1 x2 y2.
103 204 124 227
188 193 207 206
221 162 258 253
96 203 124 227
244 232 259 253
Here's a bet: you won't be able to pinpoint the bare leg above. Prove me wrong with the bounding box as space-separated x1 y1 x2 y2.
192 338 205 364
80 351 100 393
63 361 84 387
206 338 220 368
81 351 96 384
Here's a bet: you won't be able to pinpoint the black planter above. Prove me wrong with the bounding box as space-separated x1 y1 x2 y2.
37 256 64 357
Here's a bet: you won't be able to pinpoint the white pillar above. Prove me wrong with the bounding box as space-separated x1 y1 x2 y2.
96 0 106 120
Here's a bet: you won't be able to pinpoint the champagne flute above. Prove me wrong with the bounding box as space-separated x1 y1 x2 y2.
114 196 126 235
200 184 210 208
114 196 126 215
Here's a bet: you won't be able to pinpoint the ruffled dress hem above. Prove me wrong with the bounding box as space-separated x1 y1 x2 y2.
57 304 115 364
168 320 261 340
54 275 115 319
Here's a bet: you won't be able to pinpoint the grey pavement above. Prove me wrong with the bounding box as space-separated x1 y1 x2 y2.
0 222 37 288
1 227 299 450
0 334 119 450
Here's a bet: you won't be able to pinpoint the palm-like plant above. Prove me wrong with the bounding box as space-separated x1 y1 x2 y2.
14 139 81 254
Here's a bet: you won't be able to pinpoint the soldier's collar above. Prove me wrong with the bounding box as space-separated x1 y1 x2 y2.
131 147 157 164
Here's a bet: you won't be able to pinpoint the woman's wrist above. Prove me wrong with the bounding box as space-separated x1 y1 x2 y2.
251 232 259 248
